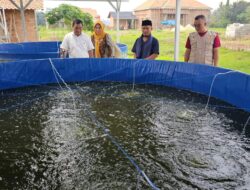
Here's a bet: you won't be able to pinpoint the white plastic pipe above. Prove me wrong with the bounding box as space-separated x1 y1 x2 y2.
116 7 120 43
20 0 28 41
116 0 121 43
174 0 181 61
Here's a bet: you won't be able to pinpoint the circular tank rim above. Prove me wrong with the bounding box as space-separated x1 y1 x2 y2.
0 41 128 60
0 58 249 113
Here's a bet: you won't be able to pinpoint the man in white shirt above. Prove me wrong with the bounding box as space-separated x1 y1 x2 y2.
60 19 94 58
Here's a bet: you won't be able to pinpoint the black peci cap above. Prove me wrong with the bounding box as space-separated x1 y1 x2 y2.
142 20 152 26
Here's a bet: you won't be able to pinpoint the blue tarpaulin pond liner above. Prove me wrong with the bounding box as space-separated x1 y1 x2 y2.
161 20 176 26
0 58 250 113
0 58 250 189
117 43 128 58
0 41 61 60
0 41 128 61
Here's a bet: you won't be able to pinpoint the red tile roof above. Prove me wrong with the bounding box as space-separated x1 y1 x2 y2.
135 0 211 11
0 0 43 10
81 8 100 19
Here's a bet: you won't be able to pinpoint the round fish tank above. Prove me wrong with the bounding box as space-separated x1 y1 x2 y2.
0 56 250 188
0 41 128 61
0 41 61 61
117 43 128 58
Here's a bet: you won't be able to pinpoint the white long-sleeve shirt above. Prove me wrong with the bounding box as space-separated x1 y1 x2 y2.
61 32 94 58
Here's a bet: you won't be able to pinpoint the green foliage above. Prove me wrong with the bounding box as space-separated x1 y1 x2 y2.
210 0 250 28
229 1 250 23
45 4 94 31
210 5 231 28
81 13 94 31
237 6 250 23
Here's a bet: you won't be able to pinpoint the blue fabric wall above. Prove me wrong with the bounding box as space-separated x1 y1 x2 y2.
0 58 249 112
0 42 128 60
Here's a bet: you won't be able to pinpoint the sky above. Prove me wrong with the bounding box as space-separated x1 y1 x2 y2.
44 0 250 19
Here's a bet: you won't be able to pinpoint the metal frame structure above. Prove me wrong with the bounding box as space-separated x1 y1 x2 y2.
0 6 9 42
107 0 122 43
174 0 181 61
8 0 34 41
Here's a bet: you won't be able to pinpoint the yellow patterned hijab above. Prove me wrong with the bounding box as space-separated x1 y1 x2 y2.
93 21 107 58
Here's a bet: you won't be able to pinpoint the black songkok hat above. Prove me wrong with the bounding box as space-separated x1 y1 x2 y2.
142 20 152 26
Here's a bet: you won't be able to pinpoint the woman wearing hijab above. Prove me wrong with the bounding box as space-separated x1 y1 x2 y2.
91 21 118 58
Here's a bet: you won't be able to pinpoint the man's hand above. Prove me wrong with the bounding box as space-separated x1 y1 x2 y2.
60 48 67 58
88 50 94 58
145 54 158 60
133 53 137 59
213 48 219 67
184 49 191 62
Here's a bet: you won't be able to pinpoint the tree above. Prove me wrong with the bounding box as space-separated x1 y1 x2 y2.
237 6 250 23
210 3 231 27
210 0 250 27
45 4 94 31
228 1 250 23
